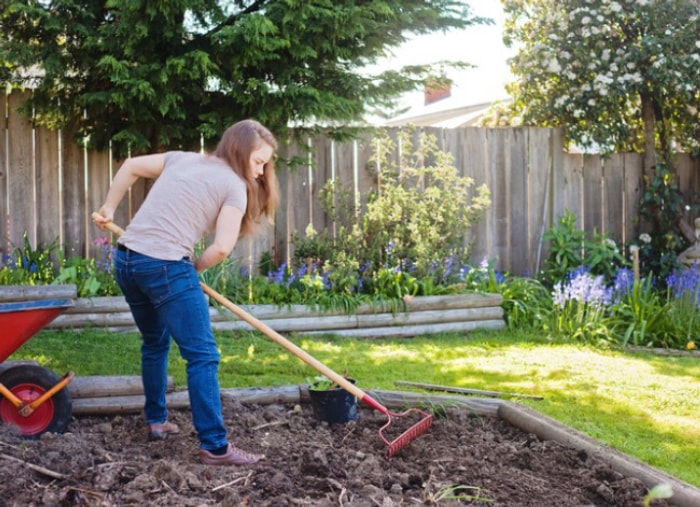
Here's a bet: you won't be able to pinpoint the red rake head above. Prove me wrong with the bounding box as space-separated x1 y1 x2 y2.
378 408 434 459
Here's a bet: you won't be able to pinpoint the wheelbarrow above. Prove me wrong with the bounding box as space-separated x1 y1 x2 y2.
0 292 75 437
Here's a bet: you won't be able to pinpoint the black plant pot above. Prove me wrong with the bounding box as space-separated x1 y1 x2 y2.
308 379 359 424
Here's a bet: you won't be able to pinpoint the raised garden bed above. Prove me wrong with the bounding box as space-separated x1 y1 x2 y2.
1 378 697 506
47 292 506 337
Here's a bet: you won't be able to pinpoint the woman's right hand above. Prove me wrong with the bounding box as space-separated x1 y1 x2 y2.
92 207 114 231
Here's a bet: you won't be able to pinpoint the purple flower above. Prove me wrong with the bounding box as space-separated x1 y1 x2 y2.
271 262 287 285
666 263 700 306
612 267 635 297
553 269 612 309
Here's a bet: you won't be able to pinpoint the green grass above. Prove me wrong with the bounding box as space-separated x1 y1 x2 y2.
11 327 700 488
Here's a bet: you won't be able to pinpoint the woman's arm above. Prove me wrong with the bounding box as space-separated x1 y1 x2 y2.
194 205 244 273
93 153 166 228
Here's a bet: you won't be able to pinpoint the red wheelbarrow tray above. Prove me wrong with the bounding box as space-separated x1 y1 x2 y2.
0 298 75 363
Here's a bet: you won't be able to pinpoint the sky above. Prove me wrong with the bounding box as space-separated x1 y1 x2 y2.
372 1 514 115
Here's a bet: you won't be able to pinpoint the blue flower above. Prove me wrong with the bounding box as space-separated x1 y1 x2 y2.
612 267 635 298
271 262 287 285
553 269 612 309
385 241 395 257
666 263 700 307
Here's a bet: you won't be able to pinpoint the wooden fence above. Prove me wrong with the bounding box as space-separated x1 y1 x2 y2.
2 90 699 276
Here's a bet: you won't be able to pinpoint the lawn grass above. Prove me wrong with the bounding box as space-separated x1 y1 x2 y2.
11 327 700 488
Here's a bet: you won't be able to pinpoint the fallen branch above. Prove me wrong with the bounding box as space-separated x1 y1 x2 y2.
252 420 289 431
0 452 69 480
394 381 543 400
212 471 252 492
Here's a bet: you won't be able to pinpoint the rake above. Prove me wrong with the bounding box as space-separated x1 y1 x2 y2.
93 213 433 458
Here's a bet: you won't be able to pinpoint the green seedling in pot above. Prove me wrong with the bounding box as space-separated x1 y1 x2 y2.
308 374 353 390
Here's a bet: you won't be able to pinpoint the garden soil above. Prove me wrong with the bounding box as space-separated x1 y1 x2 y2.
0 396 679 507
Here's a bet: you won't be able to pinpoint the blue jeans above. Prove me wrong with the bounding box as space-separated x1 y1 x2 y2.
114 248 227 451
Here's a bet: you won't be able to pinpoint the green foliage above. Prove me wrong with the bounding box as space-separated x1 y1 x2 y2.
9 233 59 285
500 277 552 331
53 258 107 298
635 163 699 282
0 1 486 155
541 210 628 286
362 128 491 278
502 0 700 156
612 276 668 348
285 128 493 306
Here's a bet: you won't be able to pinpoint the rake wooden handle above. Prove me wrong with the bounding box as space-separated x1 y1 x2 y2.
92 212 126 237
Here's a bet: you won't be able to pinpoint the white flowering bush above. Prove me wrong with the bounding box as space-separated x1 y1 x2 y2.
502 0 700 155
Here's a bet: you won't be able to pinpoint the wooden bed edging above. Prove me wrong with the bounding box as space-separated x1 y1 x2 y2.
46 293 506 337
497 402 700 507
67 380 700 506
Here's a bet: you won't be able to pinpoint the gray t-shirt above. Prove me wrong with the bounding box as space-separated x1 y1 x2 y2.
119 151 247 260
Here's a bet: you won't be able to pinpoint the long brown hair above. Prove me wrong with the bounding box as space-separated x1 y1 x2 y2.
214 119 280 238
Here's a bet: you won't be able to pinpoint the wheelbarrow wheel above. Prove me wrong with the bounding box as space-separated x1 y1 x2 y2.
0 365 72 438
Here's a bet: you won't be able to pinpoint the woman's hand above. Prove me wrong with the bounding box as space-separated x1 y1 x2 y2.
92 208 114 231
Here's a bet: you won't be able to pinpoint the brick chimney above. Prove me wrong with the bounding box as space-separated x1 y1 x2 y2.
424 82 451 105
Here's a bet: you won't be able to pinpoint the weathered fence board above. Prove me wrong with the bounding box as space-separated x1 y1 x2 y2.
526 128 551 275
623 153 643 246
583 155 603 235
603 155 624 239
7 92 33 251
504 129 532 273
1 90 700 277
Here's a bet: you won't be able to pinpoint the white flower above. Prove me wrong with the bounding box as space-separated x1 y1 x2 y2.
610 2 622 13
548 59 562 73
588 98 596 106
640 233 652 244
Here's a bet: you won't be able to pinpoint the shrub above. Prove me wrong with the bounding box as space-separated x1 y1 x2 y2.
541 210 628 287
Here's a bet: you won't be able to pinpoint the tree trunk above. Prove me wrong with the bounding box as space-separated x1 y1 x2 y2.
640 91 694 243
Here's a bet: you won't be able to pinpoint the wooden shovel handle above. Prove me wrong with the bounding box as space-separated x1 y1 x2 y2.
90 212 371 403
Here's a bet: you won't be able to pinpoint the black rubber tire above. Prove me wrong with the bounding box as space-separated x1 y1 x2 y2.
0 365 72 438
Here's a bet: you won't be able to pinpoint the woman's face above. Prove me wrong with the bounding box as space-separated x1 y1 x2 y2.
248 142 274 180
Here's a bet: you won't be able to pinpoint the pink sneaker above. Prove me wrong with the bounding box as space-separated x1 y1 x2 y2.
147 421 180 441
199 444 265 466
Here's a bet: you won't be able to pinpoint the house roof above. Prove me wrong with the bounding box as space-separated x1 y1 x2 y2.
383 99 505 128
378 65 513 128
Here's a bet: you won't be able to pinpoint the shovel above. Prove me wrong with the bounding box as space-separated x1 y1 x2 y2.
93 213 433 458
